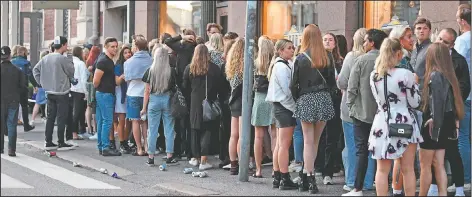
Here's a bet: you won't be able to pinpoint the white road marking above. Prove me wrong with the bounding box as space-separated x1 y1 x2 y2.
1 173 34 189
1 153 120 189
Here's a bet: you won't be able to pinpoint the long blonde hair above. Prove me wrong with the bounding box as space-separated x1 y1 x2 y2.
209 33 224 52
267 39 293 80
148 47 171 93
300 24 328 69
225 38 244 80
352 28 367 56
255 36 274 75
375 38 402 80
190 44 210 76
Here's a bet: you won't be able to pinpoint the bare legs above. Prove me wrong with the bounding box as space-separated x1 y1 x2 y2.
254 126 268 176
420 149 447 196
301 121 326 174
229 117 241 161
277 126 294 173
132 120 148 155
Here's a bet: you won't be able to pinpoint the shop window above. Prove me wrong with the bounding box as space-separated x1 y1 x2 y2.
262 1 317 41
365 1 420 29
159 1 201 36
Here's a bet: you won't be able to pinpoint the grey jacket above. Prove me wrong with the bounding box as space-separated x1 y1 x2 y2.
346 49 379 124
337 51 363 123
411 39 432 92
33 53 75 95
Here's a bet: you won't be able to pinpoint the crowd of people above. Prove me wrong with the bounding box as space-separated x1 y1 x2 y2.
1 3 471 196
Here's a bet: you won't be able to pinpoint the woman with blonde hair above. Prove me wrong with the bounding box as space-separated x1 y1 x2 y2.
265 38 297 190
208 33 225 68
251 35 275 178
386 24 416 196
336 28 376 191
225 38 246 175
183 44 226 170
290 24 336 193
141 47 179 165
368 38 422 196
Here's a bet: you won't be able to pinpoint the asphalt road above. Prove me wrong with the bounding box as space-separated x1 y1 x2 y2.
2 119 468 196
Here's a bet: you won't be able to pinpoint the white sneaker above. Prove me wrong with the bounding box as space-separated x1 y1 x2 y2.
78 133 91 139
292 176 301 184
343 185 353 192
223 163 231 169
334 170 345 177
189 158 199 166
288 161 303 172
323 176 333 185
65 140 79 147
199 162 213 170
465 183 471 191
249 161 255 170
428 185 438 196
448 184 457 193
29 121 35 127
89 133 98 140
342 190 363 196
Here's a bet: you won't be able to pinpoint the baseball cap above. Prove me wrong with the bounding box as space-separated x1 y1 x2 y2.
53 36 68 49
1 46 11 59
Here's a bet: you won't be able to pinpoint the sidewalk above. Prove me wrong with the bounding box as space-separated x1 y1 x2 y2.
16 121 366 196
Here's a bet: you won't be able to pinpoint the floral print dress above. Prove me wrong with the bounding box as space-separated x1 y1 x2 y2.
368 68 423 160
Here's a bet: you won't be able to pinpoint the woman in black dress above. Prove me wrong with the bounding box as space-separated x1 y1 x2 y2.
419 43 465 196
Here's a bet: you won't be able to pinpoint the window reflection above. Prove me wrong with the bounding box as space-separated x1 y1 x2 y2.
162 1 201 36
262 1 317 40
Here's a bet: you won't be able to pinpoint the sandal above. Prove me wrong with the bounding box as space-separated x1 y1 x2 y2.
252 173 263 178
132 150 148 156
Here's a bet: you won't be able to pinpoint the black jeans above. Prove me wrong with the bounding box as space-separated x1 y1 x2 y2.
431 138 464 187
191 121 218 158
323 97 343 178
352 118 373 190
45 94 70 144
70 92 86 135
19 91 31 126
219 104 231 161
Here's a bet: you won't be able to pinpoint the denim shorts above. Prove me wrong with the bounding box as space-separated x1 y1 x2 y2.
126 96 144 120
36 88 47 105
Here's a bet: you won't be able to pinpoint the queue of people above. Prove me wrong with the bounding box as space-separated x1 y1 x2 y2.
0 3 470 196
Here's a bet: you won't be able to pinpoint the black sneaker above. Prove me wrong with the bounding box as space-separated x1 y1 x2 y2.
109 140 116 150
45 142 58 150
58 143 74 150
24 125 35 132
102 149 121 156
166 157 179 165
119 145 131 154
99 150 103 155
146 157 155 166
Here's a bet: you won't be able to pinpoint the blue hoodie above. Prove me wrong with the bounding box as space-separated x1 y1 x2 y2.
11 56 36 87
124 51 152 81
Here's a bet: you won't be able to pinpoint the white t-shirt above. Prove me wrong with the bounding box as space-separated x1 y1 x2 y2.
126 79 145 97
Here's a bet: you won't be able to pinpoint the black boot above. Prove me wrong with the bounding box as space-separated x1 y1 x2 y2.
109 140 116 150
308 174 319 194
279 172 298 190
119 141 131 154
272 171 281 188
298 171 309 192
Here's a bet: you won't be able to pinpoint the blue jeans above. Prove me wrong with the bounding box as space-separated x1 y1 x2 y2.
1 102 19 151
342 121 375 189
96 91 115 151
459 100 471 183
293 119 304 162
147 93 175 155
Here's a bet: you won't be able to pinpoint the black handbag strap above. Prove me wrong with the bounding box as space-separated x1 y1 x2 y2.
384 74 391 123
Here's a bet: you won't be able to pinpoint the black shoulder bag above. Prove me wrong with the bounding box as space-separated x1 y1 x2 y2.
170 69 188 118
202 75 222 122
384 74 413 138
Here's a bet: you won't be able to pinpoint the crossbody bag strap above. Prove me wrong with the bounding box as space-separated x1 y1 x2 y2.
302 52 327 84
384 74 391 123
205 74 208 99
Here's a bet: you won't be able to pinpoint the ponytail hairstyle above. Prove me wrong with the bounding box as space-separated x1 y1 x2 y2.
267 39 293 80
374 38 402 80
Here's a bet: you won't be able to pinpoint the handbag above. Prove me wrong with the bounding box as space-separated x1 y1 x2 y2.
170 84 188 119
383 74 413 138
202 75 222 122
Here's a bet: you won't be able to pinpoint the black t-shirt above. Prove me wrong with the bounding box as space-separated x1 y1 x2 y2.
95 54 115 94
142 67 176 94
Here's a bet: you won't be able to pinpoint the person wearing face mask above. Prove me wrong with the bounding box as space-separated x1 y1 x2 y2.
427 28 471 197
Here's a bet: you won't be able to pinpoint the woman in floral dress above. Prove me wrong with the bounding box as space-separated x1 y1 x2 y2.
368 38 422 196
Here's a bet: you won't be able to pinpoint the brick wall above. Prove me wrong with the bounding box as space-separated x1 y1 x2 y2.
20 1 31 43
43 10 55 41
70 9 77 38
